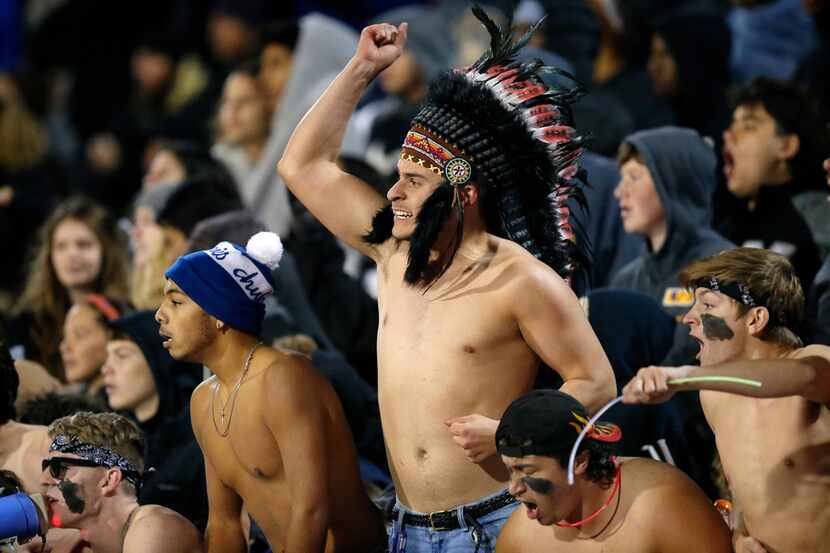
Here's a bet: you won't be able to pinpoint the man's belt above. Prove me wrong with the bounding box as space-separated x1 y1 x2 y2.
391 490 516 531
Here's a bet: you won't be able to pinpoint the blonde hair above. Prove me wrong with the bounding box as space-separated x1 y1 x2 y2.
14 197 130 377
130 226 181 310
680 247 804 348
0 79 48 171
48 411 145 492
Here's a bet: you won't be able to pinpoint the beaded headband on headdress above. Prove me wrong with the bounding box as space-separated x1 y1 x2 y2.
49 435 143 487
401 126 473 186
400 5 588 280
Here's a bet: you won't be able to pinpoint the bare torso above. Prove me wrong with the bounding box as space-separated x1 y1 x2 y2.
192 348 383 553
377 238 546 511
703 380 830 553
498 458 732 552
0 421 50 493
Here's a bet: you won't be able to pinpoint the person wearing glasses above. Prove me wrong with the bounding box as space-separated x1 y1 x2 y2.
37 411 202 553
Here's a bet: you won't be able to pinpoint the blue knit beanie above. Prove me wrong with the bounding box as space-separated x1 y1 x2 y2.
164 232 283 335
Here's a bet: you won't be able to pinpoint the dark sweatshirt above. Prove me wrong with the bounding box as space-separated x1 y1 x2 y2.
720 185 822 295
110 311 208 531
610 127 734 364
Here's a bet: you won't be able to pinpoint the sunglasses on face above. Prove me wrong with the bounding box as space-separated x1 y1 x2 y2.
41 457 103 480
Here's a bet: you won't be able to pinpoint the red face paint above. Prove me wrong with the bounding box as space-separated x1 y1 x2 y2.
51 514 63 528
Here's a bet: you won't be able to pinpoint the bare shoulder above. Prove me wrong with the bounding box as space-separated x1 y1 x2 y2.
623 458 730 547
621 457 708 517
495 506 532 553
792 343 830 362
191 375 216 405
622 457 689 491
189 376 216 435
259 348 326 411
496 240 569 293
260 347 318 390
125 505 203 553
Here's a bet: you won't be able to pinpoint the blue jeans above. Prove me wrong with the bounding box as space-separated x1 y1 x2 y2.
387 489 518 553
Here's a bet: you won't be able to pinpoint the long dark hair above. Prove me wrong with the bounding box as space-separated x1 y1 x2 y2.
14 197 129 377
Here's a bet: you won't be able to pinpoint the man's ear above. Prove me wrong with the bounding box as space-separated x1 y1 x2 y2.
573 450 590 476
101 468 124 495
745 306 770 337
777 133 800 162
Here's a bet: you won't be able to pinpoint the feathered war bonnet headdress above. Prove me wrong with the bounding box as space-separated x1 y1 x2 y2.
365 5 588 286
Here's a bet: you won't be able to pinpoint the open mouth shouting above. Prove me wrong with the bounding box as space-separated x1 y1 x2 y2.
722 148 735 180
522 500 540 520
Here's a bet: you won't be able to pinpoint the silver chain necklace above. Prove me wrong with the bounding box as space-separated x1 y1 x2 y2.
210 341 261 437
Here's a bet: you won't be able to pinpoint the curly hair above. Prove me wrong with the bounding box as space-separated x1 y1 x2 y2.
48 412 145 484
551 439 618 487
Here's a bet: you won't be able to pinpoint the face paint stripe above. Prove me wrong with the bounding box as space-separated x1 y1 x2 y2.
701 314 734 341
522 476 553 494
58 480 85 514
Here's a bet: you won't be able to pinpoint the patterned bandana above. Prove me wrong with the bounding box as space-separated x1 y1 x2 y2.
401 125 473 186
693 276 785 325
49 435 143 487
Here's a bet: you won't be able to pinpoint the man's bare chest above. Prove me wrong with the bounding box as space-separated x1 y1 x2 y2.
708 395 830 503
200 398 284 484
377 281 517 356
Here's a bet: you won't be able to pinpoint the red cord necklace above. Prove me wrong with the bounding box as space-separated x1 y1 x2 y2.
555 464 622 529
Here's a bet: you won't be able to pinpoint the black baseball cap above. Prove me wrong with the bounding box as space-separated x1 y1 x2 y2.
496 390 621 458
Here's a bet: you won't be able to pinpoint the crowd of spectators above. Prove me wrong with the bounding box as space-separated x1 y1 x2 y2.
1 0 829 551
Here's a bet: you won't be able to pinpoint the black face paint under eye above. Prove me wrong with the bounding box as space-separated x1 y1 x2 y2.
701 314 734 341
522 476 553 495
58 480 86 513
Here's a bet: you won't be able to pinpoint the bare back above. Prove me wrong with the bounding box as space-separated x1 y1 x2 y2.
192 347 382 553
378 239 561 510
496 458 732 553
702 352 830 552
0 421 50 493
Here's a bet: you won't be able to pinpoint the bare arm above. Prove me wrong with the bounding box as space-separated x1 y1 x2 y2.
623 344 830 406
278 23 407 258
514 264 616 413
263 356 333 553
191 389 246 553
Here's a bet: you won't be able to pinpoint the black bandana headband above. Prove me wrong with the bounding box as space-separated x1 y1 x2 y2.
694 277 785 325
49 435 143 487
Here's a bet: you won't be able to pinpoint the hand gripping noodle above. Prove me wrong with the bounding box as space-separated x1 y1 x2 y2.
366 5 589 286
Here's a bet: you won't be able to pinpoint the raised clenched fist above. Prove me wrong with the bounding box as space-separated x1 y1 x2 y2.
354 22 408 79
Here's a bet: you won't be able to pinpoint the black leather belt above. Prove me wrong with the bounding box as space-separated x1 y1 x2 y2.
391 490 516 531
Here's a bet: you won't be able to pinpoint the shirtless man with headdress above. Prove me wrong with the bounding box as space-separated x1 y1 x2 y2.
623 247 830 553
279 7 615 552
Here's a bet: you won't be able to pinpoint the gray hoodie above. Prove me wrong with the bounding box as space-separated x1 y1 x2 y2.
610 127 734 364
237 14 358 232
